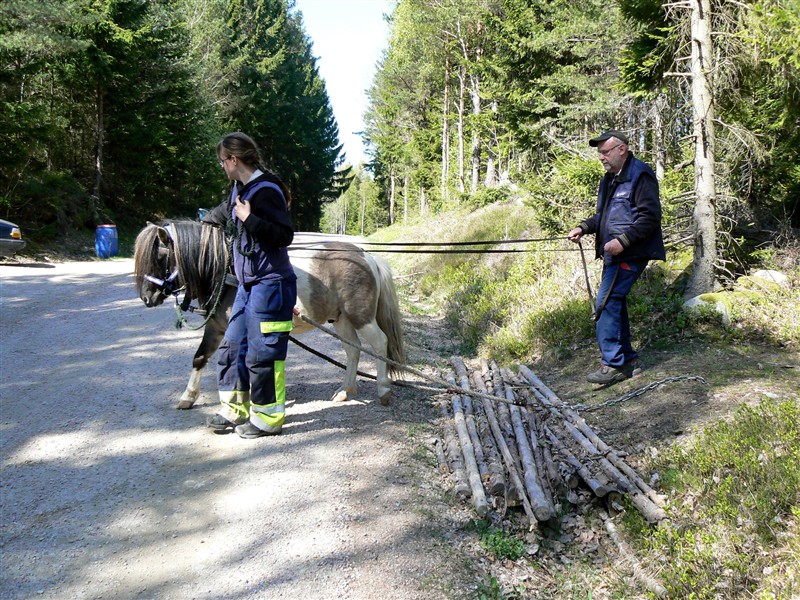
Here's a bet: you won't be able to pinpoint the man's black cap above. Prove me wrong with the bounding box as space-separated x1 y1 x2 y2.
589 130 629 147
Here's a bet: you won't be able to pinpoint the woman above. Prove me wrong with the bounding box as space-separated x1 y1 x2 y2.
202 132 297 438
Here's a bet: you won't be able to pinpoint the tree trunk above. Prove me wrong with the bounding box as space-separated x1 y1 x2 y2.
389 172 396 225
653 93 666 182
470 73 481 193
484 101 498 188
403 175 408 224
457 67 466 194
686 0 718 297
91 86 104 224
341 194 348 234
359 189 366 236
441 51 451 202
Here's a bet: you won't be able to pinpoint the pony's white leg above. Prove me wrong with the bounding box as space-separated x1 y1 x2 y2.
356 321 392 406
177 368 203 410
331 318 360 402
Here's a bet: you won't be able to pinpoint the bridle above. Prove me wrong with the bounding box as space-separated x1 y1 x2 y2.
143 221 233 330
144 224 185 299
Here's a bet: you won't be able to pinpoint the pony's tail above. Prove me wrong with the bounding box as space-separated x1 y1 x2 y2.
373 255 405 378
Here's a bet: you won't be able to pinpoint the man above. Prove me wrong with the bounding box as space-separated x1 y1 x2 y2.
568 130 666 385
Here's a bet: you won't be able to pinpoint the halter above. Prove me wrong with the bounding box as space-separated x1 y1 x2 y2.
143 269 182 296
144 223 186 298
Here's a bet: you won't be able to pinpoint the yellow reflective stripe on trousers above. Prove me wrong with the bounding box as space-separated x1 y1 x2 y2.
259 320 293 334
250 360 286 432
219 390 250 421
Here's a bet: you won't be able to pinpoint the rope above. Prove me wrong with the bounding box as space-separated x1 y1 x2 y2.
361 236 565 246
289 245 580 255
295 313 526 407
292 315 709 412
289 335 377 380
577 239 596 311
287 235 578 255
289 334 464 393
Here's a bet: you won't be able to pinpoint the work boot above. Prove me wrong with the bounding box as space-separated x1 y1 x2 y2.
235 421 282 439
205 413 245 431
586 364 630 385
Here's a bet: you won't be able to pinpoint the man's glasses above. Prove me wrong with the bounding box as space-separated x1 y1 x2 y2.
598 143 623 157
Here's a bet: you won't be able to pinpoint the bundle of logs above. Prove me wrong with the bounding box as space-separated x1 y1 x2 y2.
435 357 667 528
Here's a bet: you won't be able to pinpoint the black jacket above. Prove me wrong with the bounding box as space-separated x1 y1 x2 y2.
202 173 295 284
579 153 666 263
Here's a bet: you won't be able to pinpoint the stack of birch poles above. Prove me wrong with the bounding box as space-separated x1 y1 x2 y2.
435 357 667 528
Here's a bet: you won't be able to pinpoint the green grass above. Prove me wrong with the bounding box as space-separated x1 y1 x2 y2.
626 398 800 599
373 200 799 599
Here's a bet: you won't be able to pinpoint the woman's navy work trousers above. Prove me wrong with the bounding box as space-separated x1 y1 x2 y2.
216 277 297 433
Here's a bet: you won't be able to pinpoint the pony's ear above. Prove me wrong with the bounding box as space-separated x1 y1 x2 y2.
146 221 155 227
156 226 171 245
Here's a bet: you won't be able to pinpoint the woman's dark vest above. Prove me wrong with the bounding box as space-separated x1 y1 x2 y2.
230 181 294 285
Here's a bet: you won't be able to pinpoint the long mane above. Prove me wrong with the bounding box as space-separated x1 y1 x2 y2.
134 221 229 307
133 224 162 295
172 221 229 307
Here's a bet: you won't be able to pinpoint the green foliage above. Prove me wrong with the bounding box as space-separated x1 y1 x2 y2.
320 166 387 236
3 171 91 237
0 0 341 239
521 152 601 235
636 398 800 599
467 519 526 561
465 186 513 209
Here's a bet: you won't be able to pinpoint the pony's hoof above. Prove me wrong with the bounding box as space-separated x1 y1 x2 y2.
176 400 195 410
330 389 349 402
379 390 392 406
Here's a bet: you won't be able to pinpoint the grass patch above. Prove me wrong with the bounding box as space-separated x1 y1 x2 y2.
628 398 800 599
466 519 526 561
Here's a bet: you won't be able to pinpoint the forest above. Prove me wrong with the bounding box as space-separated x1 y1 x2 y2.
3 0 799 292
1 0 343 233
331 0 799 296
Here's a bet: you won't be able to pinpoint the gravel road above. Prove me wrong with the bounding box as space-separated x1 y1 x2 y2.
0 259 468 599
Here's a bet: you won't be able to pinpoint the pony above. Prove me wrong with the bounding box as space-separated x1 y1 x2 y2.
133 221 405 408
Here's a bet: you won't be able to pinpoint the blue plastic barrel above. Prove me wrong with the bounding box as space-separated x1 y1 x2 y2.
95 224 118 259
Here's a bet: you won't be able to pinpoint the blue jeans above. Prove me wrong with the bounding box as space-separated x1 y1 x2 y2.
595 259 648 368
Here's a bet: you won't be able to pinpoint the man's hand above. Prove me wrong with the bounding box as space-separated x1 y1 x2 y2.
234 196 251 222
604 238 624 256
567 227 583 243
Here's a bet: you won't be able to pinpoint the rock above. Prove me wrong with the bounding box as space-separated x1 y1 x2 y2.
751 269 789 287
683 294 732 326
735 269 790 293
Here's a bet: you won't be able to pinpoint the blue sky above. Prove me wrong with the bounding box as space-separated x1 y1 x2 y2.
293 0 394 166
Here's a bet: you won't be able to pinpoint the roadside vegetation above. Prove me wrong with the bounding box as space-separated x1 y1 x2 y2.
369 201 799 599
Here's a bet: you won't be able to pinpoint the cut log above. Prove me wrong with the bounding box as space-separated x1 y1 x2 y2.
602 511 668 597
438 401 470 498
544 424 616 498
431 437 449 474
450 387 489 517
465 372 506 498
563 407 666 507
518 364 667 522
453 367 536 527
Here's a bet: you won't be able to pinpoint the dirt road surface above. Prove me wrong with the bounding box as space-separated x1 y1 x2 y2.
0 259 467 599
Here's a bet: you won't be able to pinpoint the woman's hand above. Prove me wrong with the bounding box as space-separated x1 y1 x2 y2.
234 196 251 222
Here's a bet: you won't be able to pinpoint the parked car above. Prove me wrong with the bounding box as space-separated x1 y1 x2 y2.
0 219 25 258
